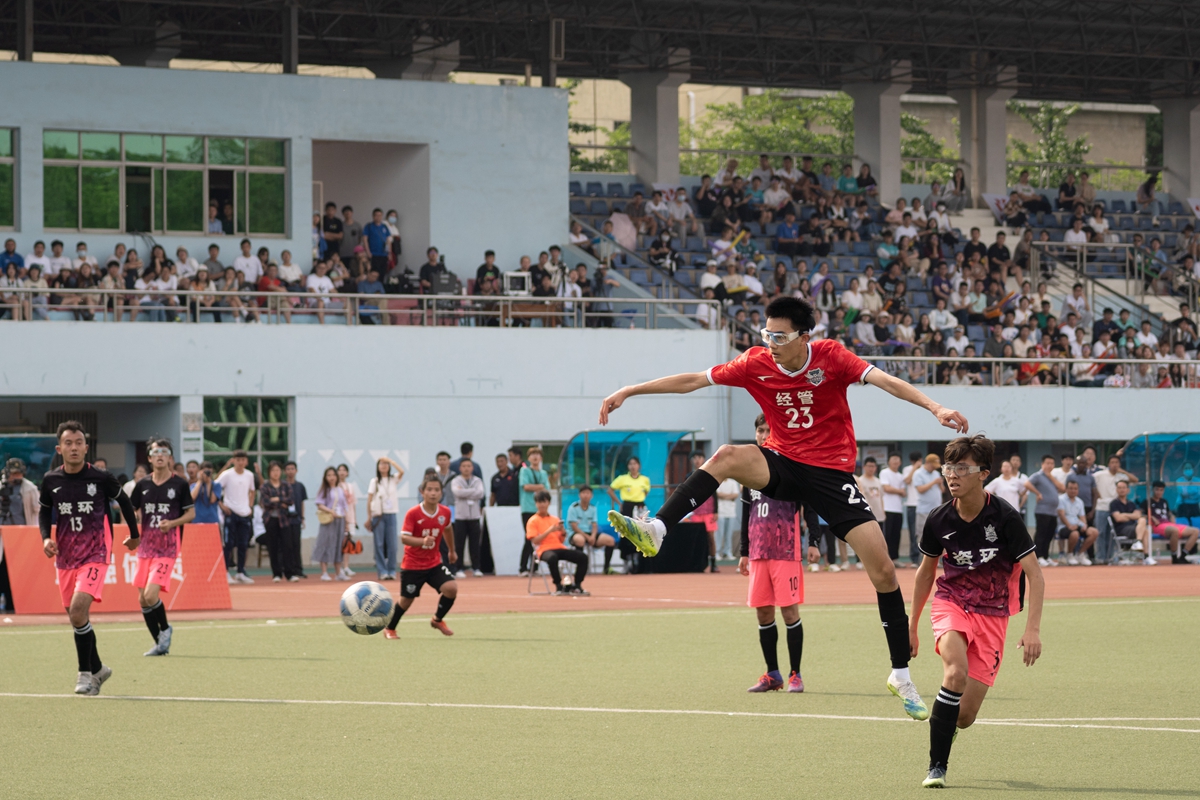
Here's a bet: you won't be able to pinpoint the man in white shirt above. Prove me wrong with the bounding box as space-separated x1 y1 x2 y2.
1064 218 1089 251
748 154 774 186
1056 479 1098 565
71 241 98 271
1092 455 1138 564
215 450 258 584
856 456 886 530
645 191 671 237
698 260 723 293
1050 454 1075 487
947 326 970 355
894 212 920 242
761 176 792 223
775 155 801 192
695 287 721 329
742 264 764 300
714 476 741 560
912 454 945 567
45 240 72 277
668 189 699 239
277 250 303 286
174 247 200 281
901 452 924 567
879 453 907 567
231 238 263 286
985 459 1026 511
25 240 50 273
1135 320 1159 350
714 158 739 188
1062 282 1091 328
557 267 582 326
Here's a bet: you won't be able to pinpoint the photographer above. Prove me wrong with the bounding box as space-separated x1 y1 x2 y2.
190 461 223 524
1 458 39 526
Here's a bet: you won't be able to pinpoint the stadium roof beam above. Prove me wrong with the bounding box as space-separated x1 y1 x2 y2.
4 1 1200 102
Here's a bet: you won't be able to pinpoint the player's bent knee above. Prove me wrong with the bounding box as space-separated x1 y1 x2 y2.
957 711 978 729
441 583 457 599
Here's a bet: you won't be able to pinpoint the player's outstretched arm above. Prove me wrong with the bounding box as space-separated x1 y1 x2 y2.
865 368 968 433
908 555 938 658
1017 552 1044 666
598 372 712 425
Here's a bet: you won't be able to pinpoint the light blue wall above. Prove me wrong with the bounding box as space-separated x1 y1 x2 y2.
2 62 568 275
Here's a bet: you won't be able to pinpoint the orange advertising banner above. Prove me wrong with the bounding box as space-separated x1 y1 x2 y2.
1 524 233 614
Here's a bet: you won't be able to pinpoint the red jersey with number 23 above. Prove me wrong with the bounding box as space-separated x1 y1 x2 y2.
708 341 874 470
401 503 451 570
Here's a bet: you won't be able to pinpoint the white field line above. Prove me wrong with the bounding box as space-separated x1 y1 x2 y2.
0 692 1196 734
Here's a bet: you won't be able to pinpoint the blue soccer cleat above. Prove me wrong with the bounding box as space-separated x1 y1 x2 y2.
887 675 930 720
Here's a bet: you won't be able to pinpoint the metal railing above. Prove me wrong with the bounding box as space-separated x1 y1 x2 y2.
570 214 699 303
0 287 720 329
1007 161 1156 192
850 353 1198 389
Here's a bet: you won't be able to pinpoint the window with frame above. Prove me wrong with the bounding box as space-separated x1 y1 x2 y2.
203 397 290 470
0 129 14 228
43 132 287 236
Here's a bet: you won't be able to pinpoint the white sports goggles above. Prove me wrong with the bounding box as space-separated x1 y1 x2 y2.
760 328 802 347
149 447 172 457
941 464 982 477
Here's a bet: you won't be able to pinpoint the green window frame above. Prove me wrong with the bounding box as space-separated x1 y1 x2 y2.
0 128 13 229
202 397 291 470
42 131 287 235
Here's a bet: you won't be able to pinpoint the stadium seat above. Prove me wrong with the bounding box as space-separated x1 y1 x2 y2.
1176 217 1193 231
1169 201 1185 215
764 222 780 236
586 181 604 197
911 291 930 307
1111 199 1128 213
687 236 704 252
1139 216 1153 230
611 201 625 213
837 257 855 272
569 181 583 196
569 199 587 214
1118 216 1134 230
852 241 872 256
589 199 608 214
629 182 645 196
607 182 626 197
832 240 850 255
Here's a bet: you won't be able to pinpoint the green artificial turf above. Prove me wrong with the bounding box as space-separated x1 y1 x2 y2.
1 598 1198 799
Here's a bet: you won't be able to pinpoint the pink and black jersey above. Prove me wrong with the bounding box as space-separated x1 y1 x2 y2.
919 493 1036 617
740 487 802 561
707 341 873 470
130 475 194 559
39 464 122 570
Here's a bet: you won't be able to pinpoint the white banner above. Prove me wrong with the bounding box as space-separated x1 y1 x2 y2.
1187 198 1200 218
981 193 1008 223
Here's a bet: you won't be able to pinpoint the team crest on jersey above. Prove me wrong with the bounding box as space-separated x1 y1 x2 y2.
86 483 97 497
406 584 417 593
805 368 825 387
984 524 998 542
438 515 445 524
167 488 176 499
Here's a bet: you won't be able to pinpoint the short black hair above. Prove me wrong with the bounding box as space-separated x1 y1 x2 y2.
285 460 297 469
56 420 86 441
484 249 495 257
372 207 382 215
765 296 816 334
863 456 877 466
909 452 922 461
579 485 593 493
325 201 337 209
437 451 451 460
233 449 249 459
534 490 552 503
146 437 173 454
342 205 353 213
460 442 473 456
1152 480 1166 489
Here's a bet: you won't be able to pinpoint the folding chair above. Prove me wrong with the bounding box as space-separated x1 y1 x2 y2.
527 553 554 595
1110 518 1145 565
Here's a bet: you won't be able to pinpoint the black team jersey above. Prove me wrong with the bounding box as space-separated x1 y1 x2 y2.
130 475 194 559
39 465 123 570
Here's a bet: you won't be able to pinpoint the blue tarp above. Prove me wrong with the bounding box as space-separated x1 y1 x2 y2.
1118 432 1200 512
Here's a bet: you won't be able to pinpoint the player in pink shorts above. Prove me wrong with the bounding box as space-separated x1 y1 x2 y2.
130 438 195 656
909 435 1045 789
738 414 806 694
40 421 141 696
1147 481 1199 563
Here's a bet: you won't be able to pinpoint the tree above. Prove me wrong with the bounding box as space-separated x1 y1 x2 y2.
564 78 629 172
1005 101 1092 187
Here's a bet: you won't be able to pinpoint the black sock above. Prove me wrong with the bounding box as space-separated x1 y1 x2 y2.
758 622 779 674
73 624 95 673
435 594 455 621
89 631 102 673
153 601 169 632
786 619 804 674
386 604 407 631
603 546 613 571
655 470 720 530
877 588 911 669
141 603 161 640
929 686 962 768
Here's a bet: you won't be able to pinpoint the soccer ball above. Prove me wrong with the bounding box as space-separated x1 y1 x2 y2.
340 581 394 635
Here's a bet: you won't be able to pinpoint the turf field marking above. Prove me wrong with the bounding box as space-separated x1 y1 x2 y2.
0 692 1197 734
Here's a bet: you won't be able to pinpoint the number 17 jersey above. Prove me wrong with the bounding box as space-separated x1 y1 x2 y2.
707 341 874 470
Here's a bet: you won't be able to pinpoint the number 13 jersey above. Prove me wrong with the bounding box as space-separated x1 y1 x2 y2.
707 341 874 470
39 464 123 570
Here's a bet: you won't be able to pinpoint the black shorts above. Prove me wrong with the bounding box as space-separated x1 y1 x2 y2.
399 565 455 599
758 446 877 540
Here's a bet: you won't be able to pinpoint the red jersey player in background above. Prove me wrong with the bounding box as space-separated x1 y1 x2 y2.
39 420 140 695
600 296 968 720
739 414 806 694
384 476 458 639
909 434 1044 788
130 437 194 656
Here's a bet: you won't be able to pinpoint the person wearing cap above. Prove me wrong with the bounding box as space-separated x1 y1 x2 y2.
1 458 39 525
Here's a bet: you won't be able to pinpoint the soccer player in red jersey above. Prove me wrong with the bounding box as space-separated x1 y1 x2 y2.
130 438 194 656
384 476 458 639
908 435 1045 788
740 415 806 693
38 420 140 695
600 296 968 719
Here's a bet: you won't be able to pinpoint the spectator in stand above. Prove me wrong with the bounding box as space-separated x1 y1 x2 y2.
1057 478 1098 565
230 238 262 288
363 208 392 276
1056 172 1079 211
305 260 342 324
256 263 293 322
646 191 671 237
696 287 720 329
45 240 71 278
1146 480 1199 564
24 240 49 275
944 167 968 212
775 210 802 257
567 485 618 573
527 491 590 595
517 447 550 575
1108 479 1147 558
668 188 699 240
856 163 879 200
321 202 344 258
0 238 23 273
1136 172 1163 226
760 176 792 232
366 457 404 581
449 459 485 578
625 191 653 236
569 221 591 254
338 205 364 266
1026 455 1067 566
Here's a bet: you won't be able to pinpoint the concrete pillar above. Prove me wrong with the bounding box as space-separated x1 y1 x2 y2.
1158 98 1200 202
619 51 689 187
281 2 299 75
842 61 911 206
372 38 459 81
949 66 1017 205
